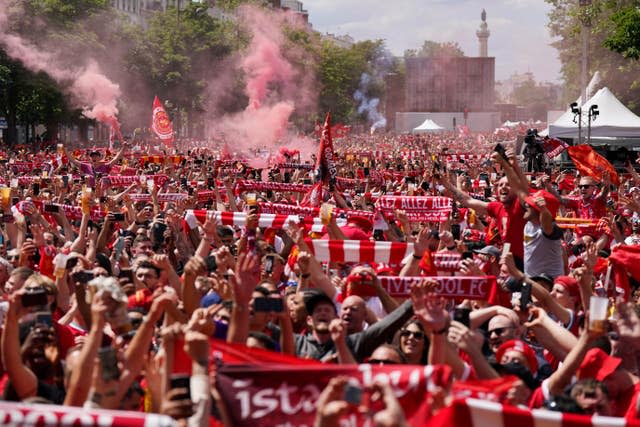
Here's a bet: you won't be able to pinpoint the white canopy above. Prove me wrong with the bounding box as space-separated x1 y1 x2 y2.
412 118 444 134
548 87 640 139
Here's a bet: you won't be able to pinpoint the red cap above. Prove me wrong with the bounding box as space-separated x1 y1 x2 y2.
495 339 538 373
554 275 580 299
524 190 560 217
577 348 621 381
347 215 373 232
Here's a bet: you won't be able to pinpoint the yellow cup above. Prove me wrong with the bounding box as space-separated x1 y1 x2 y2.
0 187 11 206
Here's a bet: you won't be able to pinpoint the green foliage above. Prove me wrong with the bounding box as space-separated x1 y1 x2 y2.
545 0 640 112
604 6 640 59
404 40 465 58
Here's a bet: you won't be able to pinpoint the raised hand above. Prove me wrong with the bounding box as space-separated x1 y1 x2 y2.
410 279 448 332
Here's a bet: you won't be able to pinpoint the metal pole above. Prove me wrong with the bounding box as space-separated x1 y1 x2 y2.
587 112 591 144
578 110 582 146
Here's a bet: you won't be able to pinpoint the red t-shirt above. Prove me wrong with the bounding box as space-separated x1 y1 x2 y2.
624 383 640 420
565 196 608 238
486 199 527 260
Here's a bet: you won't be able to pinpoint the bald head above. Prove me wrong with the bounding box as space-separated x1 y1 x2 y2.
340 295 367 334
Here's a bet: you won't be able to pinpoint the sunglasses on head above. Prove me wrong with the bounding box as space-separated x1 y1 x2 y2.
400 330 425 340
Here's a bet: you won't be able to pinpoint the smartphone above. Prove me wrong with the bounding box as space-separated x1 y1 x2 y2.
152 222 167 243
343 383 362 405
303 178 312 185
43 204 59 213
180 177 187 188
71 270 95 283
204 255 217 273
35 311 53 327
21 288 48 307
169 374 191 400
112 212 125 222
98 347 121 381
494 143 509 162
254 297 283 313
373 229 384 241
32 183 40 196
461 251 473 260
113 237 125 261
364 167 370 177
264 255 275 274
62 175 69 187
11 197 18 206
421 181 430 192
451 224 461 241
207 177 214 188
283 171 291 183
453 307 471 327
520 282 532 310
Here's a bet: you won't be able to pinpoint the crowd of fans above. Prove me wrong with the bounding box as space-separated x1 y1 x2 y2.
1 128 640 426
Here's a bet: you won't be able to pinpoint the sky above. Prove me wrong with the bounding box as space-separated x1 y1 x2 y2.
304 0 562 83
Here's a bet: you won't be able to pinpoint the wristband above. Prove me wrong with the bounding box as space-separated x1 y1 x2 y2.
301 273 311 279
412 254 423 260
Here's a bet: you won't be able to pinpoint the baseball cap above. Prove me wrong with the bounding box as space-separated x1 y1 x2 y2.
473 245 501 258
303 289 335 314
524 190 560 217
554 275 580 299
576 348 621 381
495 339 538 373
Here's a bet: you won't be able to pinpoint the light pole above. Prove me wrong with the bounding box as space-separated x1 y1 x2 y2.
570 102 582 145
587 104 599 143
579 0 592 110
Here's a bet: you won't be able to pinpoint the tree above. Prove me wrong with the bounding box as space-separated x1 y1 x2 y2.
404 40 465 58
546 0 640 112
604 6 640 60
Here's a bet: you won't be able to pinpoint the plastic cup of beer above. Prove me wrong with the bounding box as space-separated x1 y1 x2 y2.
57 143 63 154
10 178 18 189
146 179 154 192
0 187 10 206
589 296 609 333
246 193 257 206
320 203 333 225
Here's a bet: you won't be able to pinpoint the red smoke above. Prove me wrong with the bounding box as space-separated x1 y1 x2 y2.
208 5 316 162
0 0 122 131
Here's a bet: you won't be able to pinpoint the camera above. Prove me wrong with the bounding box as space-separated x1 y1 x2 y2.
524 128 539 145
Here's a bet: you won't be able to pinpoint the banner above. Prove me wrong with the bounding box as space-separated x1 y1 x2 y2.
567 144 620 185
304 239 414 265
376 196 452 222
105 174 169 187
257 202 375 221
151 95 174 146
216 363 453 427
429 398 640 427
316 112 338 189
378 276 497 300
187 210 346 233
0 401 176 426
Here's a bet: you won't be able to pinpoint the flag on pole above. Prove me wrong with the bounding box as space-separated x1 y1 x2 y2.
315 112 337 189
106 116 124 150
151 96 174 147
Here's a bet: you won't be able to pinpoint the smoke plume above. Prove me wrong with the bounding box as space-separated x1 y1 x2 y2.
353 45 395 133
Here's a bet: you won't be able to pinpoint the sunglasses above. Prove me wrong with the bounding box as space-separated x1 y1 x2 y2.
578 184 594 189
400 330 425 340
488 326 514 336
365 358 399 365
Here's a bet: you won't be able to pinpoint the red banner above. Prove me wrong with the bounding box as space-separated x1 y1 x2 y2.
0 401 176 426
316 112 337 188
216 363 452 427
151 95 174 146
542 136 569 159
567 144 620 185
376 196 452 222
378 276 497 300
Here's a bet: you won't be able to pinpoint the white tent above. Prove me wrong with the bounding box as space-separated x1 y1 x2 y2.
548 87 640 139
412 118 444 134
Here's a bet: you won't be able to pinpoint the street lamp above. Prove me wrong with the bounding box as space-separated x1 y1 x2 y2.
570 102 582 144
587 104 599 143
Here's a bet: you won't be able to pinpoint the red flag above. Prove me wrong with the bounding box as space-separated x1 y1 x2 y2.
567 144 620 185
608 244 640 301
542 136 568 158
151 96 174 147
315 112 337 189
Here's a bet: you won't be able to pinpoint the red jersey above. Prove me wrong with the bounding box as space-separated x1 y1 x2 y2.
486 199 527 260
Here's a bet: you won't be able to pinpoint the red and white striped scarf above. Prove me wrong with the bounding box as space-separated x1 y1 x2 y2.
128 193 189 202
186 209 344 233
376 195 452 222
304 239 413 265
378 276 496 299
258 202 375 221
236 180 312 193
106 175 169 187
445 154 484 162
32 201 105 221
